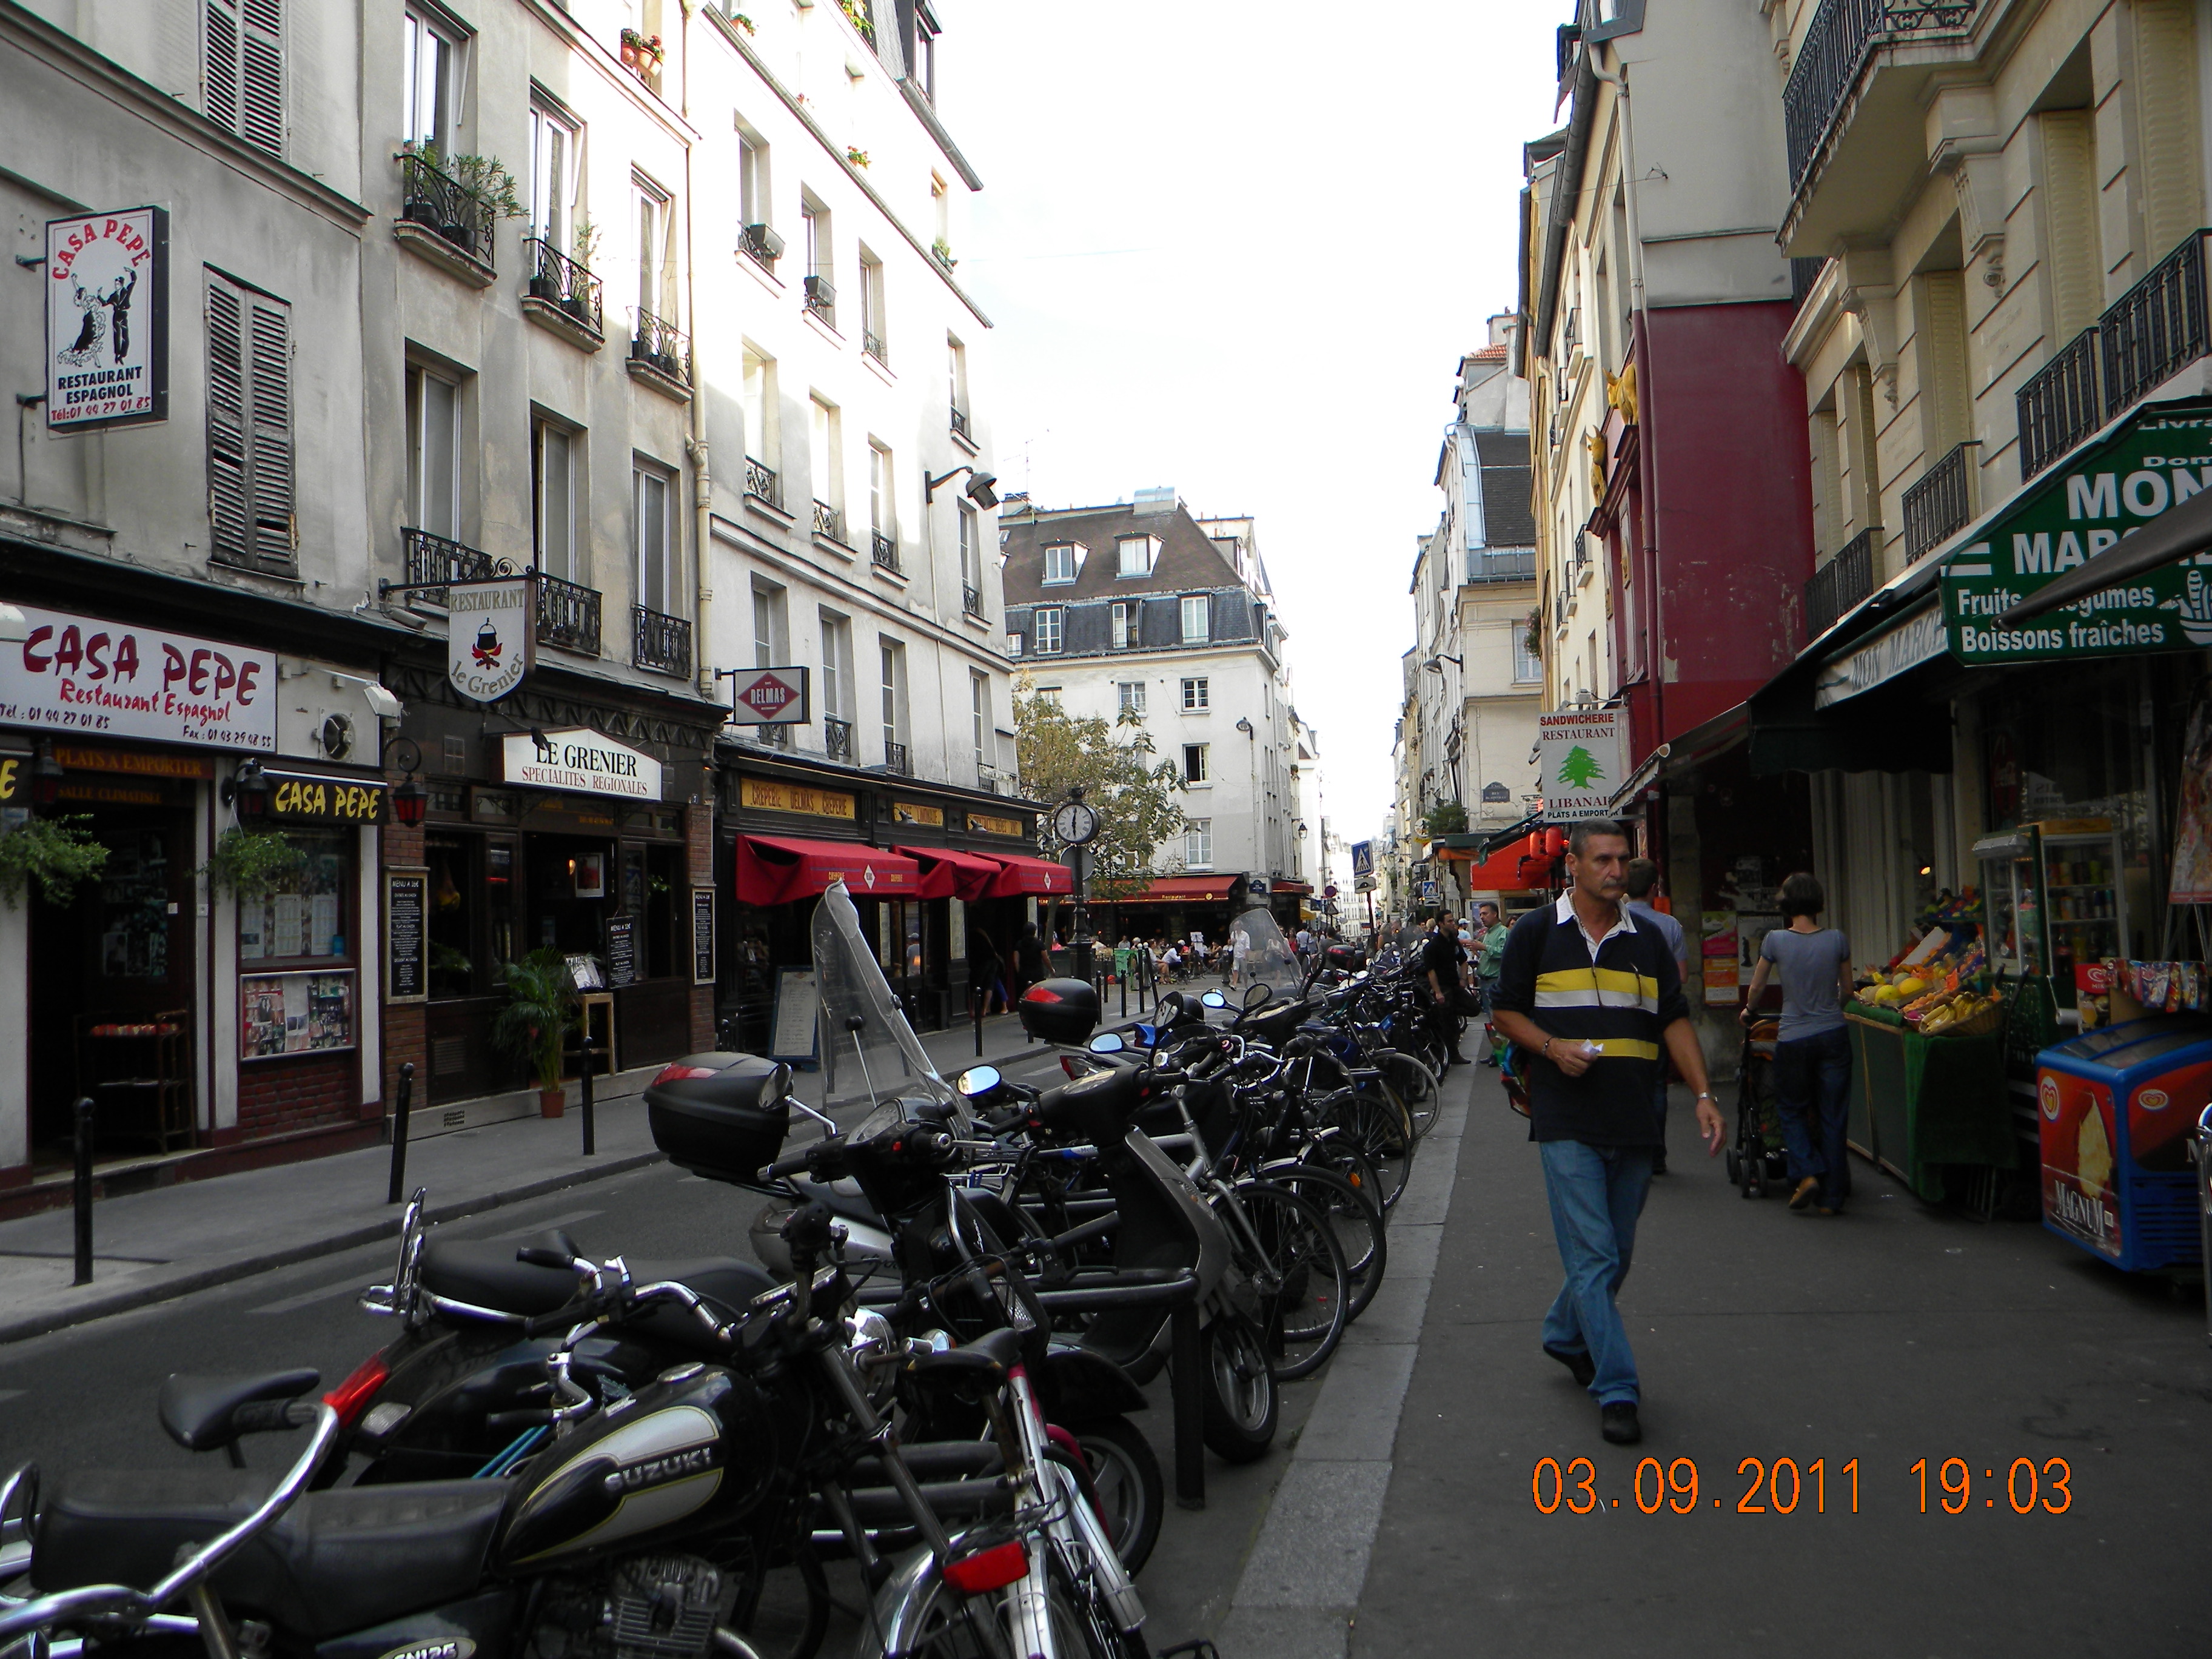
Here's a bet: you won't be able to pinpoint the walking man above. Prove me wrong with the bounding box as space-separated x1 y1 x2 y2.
1420 912 1470 1065
1490 819 1724 1445
1623 859 1690 1173
1473 900 1509 1065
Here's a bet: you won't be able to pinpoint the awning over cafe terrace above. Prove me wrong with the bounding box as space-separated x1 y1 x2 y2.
985 854 1073 897
893 845 1004 902
734 835 922 905
1088 876 1241 905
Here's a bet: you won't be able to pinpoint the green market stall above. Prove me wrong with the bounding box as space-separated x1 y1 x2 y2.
1845 1004 2013 1201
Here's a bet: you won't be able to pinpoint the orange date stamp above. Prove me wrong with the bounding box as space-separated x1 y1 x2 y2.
1529 1456 2074 1515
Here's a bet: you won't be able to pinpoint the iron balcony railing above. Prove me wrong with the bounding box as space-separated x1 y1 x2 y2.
740 222 784 271
962 581 983 617
2017 227 2212 480
824 717 854 760
630 307 692 384
524 236 602 333
871 531 899 572
863 329 888 366
883 739 911 776
1805 527 1878 641
537 571 602 655
401 527 499 602
976 760 1000 794
745 456 782 509
757 723 793 749
814 499 842 541
950 404 972 442
1902 441 1974 562
398 151 495 264
1466 549 1538 584
632 605 692 677
1783 0 1978 191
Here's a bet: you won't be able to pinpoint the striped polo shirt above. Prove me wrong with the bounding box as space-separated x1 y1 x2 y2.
1490 891 1690 1145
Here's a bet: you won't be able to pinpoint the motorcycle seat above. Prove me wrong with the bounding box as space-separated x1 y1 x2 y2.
33 1470 506 1640
419 1229 586 1316
905 1325 1023 1388
157 1369 320 1452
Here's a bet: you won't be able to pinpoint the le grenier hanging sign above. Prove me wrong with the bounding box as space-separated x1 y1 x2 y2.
1945 398 2212 665
0 606 275 749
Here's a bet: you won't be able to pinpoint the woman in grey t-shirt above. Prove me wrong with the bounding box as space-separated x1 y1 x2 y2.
1741 873 1855 1214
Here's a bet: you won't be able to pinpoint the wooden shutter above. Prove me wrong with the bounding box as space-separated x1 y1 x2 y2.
2133 0 2203 260
2039 110 2099 340
205 277 250 564
246 291 294 571
204 0 241 136
1912 271 1969 456
239 0 284 157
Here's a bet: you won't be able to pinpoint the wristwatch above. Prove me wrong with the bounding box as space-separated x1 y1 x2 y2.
1694 1091 1715 1103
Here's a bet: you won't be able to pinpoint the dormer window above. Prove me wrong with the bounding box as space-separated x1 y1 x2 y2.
1117 535 1156 577
1043 543 1079 585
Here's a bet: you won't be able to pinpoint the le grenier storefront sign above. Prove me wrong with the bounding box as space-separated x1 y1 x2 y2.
1944 398 2212 664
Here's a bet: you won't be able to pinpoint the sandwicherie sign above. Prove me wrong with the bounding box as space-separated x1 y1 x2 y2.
501 727 663 800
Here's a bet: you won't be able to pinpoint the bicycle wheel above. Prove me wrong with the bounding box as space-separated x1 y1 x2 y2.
1222 1180 1349 1381
1267 1161 1387 1322
1375 1048 1443 1141
1333 1081 1415 1215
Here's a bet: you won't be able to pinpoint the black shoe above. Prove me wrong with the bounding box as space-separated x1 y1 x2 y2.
1651 1153 1668 1175
1448 1053 1471 1066
1600 1403 1642 1445
1480 1056 1500 1068
1544 1345 1597 1389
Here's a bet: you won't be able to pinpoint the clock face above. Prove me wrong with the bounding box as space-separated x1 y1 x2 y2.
1053 802 1099 845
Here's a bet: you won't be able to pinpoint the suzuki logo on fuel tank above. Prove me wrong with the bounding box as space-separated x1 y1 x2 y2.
374 1640 475 1659
601 1442 723 1496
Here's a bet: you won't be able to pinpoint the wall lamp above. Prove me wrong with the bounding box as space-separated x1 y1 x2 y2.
1423 654 1464 674
924 464 1000 508
28 740 62 813
385 736 428 828
221 756 272 825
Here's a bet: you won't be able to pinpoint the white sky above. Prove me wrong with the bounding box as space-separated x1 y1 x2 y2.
949 0 1565 848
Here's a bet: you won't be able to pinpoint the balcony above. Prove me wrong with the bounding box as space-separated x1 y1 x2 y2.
745 456 782 510
2016 227 2212 480
863 329 888 366
1780 0 1979 245
628 307 692 401
962 581 983 618
883 740 911 776
397 151 496 280
870 530 899 573
1466 548 1537 584
803 275 836 327
537 571 602 656
950 404 973 444
1805 526 1877 641
813 499 843 543
825 717 854 762
740 222 783 273
1902 441 1974 561
632 605 692 677
402 527 501 602
522 236 603 346
976 760 1000 794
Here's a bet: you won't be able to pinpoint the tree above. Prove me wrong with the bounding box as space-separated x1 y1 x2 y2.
1013 677 1188 902
1557 745 1606 790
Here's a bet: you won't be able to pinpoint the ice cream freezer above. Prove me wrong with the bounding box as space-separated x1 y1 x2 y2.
2036 1016 2212 1272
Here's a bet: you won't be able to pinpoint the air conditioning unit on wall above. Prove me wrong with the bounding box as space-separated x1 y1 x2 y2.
275 662 401 763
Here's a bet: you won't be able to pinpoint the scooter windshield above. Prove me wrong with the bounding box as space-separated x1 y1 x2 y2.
814 878 956 1110
1228 905 1305 1005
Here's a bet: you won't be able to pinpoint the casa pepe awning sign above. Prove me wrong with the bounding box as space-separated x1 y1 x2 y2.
1942 397 2212 665
501 727 662 800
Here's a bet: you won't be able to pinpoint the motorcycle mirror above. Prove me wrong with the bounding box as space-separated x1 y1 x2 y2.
956 1064 1002 1096
1201 990 1227 1010
1088 1031 1126 1054
844 1014 868 1033
768 1061 793 1101
1245 981 1271 1008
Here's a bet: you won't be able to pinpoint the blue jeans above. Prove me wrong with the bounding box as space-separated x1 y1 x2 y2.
1538 1139 1655 1406
1774 1024 1852 1207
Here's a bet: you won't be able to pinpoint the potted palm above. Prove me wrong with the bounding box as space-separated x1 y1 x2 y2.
494 948 578 1117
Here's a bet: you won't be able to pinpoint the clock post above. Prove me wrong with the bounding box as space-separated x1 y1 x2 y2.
1053 789 1102 990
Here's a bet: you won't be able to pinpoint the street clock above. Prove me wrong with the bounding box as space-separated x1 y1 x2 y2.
1051 799 1100 846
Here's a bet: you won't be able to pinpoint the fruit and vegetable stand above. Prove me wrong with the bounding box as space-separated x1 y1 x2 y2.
1845 1004 2012 1201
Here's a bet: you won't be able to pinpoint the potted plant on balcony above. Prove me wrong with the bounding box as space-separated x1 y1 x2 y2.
731 12 756 34
620 26 647 67
846 146 870 169
493 947 578 1117
444 153 525 254
931 236 956 271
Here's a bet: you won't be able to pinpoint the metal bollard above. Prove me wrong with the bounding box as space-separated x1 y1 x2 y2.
386 1062 415 1205
973 987 984 1058
72 1096 94 1286
580 1039 597 1156
1170 1301 1205 1508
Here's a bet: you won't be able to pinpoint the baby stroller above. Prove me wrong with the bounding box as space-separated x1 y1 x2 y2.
1727 996 1791 1198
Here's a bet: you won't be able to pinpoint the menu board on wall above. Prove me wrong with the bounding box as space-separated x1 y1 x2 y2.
769 968 820 1064
605 914 638 989
692 887 715 985
386 868 427 1004
240 969 357 1059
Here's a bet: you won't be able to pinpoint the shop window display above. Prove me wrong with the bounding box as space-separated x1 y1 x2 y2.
238 830 350 963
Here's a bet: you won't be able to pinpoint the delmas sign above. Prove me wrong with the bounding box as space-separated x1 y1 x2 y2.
1944 398 2212 665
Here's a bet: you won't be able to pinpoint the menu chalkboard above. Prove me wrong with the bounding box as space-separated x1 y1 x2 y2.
692 887 715 985
605 914 638 989
386 869 427 1004
770 968 820 1064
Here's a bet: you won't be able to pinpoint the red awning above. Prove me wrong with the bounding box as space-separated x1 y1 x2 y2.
1272 880 1312 895
894 845 1003 903
1439 843 1547 891
1090 876 1239 904
735 835 922 905
985 853 1073 897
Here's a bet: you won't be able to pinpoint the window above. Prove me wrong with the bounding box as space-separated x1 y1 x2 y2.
820 609 853 724
207 273 293 574
1117 535 1155 577
533 418 575 581
948 333 970 433
742 346 777 470
802 197 833 323
1042 545 1077 585
1111 601 1136 648
635 462 673 614
957 500 982 606
1005 632 1024 657
238 830 352 964
738 129 769 235
207 0 284 157
1034 608 1063 654
1180 594 1210 642
1185 820 1212 869
636 176 677 323
404 361 458 541
1118 681 1145 715
1513 630 1543 685
915 3 939 99
869 442 892 538
859 249 886 360
879 637 907 759
971 671 991 769
1033 685 1062 706
752 578 788 665
809 395 840 525
529 102 580 253
1181 677 1208 711
1183 743 1208 784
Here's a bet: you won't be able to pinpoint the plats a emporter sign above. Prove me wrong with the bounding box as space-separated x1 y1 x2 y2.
447 580 532 702
502 728 662 800
1538 709 1624 823
45 207 168 432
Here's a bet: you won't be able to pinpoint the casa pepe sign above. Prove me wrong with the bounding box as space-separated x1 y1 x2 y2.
45 206 169 432
446 580 532 702
501 727 662 800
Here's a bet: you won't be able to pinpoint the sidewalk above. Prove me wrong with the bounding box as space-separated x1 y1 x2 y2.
0 1012 1046 1347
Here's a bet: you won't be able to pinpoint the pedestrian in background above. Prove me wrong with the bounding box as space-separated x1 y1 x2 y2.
1490 819 1723 1446
1014 922 1048 996
1421 913 1470 1065
1623 859 1689 1173
1474 900 1509 1065
1741 871 1855 1216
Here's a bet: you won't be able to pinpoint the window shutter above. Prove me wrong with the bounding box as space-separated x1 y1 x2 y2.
239 0 284 157
2039 111 2099 339
246 292 295 571
2133 0 2202 260
204 0 241 136
205 278 250 564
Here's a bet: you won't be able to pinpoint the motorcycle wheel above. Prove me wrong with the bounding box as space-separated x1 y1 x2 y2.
1068 1414 1163 1575
900 1544 1138 1659
1199 1316 1278 1463
1270 1162 1387 1323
